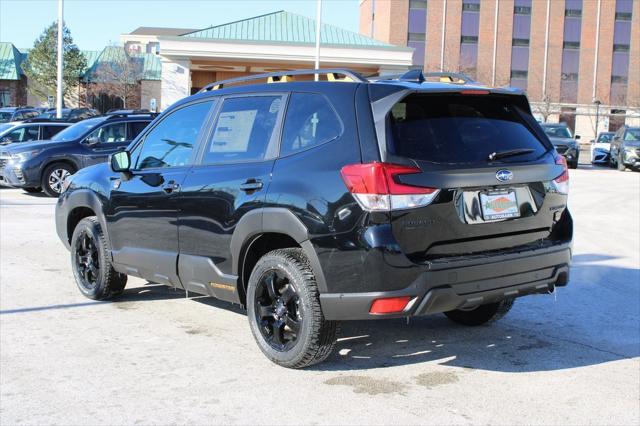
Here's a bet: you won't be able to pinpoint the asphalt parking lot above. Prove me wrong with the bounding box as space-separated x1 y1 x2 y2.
1 163 639 425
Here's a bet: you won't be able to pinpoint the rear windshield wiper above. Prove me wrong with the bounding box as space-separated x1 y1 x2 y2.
488 148 535 161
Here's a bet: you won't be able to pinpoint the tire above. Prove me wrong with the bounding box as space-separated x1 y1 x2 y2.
23 187 41 193
246 248 338 368
42 162 75 197
617 153 626 171
70 216 127 300
444 298 515 326
569 161 578 169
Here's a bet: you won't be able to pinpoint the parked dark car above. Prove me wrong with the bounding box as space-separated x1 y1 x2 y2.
0 120 71 146
540 123 580 169
39 108 100 122
55 69 572 368
0 112 154 196
609 125 640 171
0 107 41 123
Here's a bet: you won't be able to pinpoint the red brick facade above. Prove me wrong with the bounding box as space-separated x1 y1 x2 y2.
360 0 640 108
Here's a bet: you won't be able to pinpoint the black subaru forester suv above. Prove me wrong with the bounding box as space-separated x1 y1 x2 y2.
56 69 572 368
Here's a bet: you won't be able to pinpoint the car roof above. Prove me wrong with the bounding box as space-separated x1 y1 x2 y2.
541 123 568 127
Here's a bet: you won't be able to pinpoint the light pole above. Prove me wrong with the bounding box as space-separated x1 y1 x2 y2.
594 99 601 137
56 0 64 119
314 0 322 81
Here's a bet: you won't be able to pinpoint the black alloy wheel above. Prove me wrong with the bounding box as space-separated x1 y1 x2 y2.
73 230 100 292
254 269 302 352
246 248 338 368
70 216 127 300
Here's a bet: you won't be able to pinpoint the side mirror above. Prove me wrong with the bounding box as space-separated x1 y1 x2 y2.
85 135 100 146
575 135 581 140
110 151 131 173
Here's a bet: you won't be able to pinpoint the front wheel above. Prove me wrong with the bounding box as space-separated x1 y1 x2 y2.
246 248 338 368
42 162 75 197
617 152 626 171
444 298 515 326
70 216 127 300
23 187 41 193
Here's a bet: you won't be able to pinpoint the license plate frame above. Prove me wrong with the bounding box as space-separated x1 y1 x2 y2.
479 190 520 221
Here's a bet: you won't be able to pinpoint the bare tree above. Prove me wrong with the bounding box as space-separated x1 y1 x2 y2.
86 46 143 109
531 95 558 123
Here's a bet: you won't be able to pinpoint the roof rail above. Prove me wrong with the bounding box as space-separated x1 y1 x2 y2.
371 70 475 84
105 112 159 120
199 68 367 93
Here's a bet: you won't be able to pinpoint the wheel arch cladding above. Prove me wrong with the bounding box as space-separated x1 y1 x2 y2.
62 189 108 246
231 208 329 303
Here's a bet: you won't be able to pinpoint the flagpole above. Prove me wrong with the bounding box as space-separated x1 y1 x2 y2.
56 0 64 118
314 0 322 81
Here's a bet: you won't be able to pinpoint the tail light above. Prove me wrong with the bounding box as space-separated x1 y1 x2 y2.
552 154 569 195
340 162 439 211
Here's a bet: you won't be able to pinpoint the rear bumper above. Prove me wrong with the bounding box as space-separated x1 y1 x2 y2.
320 243 571 320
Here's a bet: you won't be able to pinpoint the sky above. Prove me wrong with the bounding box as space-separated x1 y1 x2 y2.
0 0 360 51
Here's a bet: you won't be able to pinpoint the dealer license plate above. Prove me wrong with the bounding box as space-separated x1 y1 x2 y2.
480 191 520 221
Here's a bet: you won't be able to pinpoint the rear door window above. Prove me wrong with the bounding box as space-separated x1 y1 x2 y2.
388 94 548 164
42 125 65 139
128 121 150 140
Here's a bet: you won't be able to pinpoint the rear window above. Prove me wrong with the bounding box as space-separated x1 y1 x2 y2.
387 94 548 164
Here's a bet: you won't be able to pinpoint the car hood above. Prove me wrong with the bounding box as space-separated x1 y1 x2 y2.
2 139 72 153
593 142 610 151
548 137 577 146
623 141 640 148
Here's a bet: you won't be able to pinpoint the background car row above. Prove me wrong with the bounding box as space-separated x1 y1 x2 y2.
0 112 155 196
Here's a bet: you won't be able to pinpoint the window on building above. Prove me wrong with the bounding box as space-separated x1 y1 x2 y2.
610 0 632 105
408 33 426 42
0 90 9 107
510 0 532 89
408 0 427 66
560 0 582 103
514 5 531 15
460 0 480 78
409 0 427 9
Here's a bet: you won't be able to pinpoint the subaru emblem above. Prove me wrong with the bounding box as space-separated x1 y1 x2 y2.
496 169 513 182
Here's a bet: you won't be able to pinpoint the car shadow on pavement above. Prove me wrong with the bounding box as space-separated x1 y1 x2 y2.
313 259 640 373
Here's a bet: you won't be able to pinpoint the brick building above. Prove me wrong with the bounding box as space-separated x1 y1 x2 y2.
360 0 640 139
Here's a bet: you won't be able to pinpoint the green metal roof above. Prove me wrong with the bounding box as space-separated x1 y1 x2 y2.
0 42 24 80
83 46 161 81
182 10 396 48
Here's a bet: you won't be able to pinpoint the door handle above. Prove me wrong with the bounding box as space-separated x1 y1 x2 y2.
162 180 180 194
239 179 263 192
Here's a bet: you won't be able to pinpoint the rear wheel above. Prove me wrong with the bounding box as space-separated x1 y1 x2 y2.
42 162 75 197
444 298 515 326
568 160 578 169
70 217 127 300
246 248 338 368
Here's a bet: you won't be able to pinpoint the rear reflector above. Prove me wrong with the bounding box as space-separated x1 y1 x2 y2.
552 154 569 195
340 162 439 211
369 296 412 314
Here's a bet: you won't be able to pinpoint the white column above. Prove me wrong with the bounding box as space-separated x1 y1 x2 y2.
160 57 191 111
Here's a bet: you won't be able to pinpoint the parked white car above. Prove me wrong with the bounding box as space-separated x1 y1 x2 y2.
591 132 615 164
